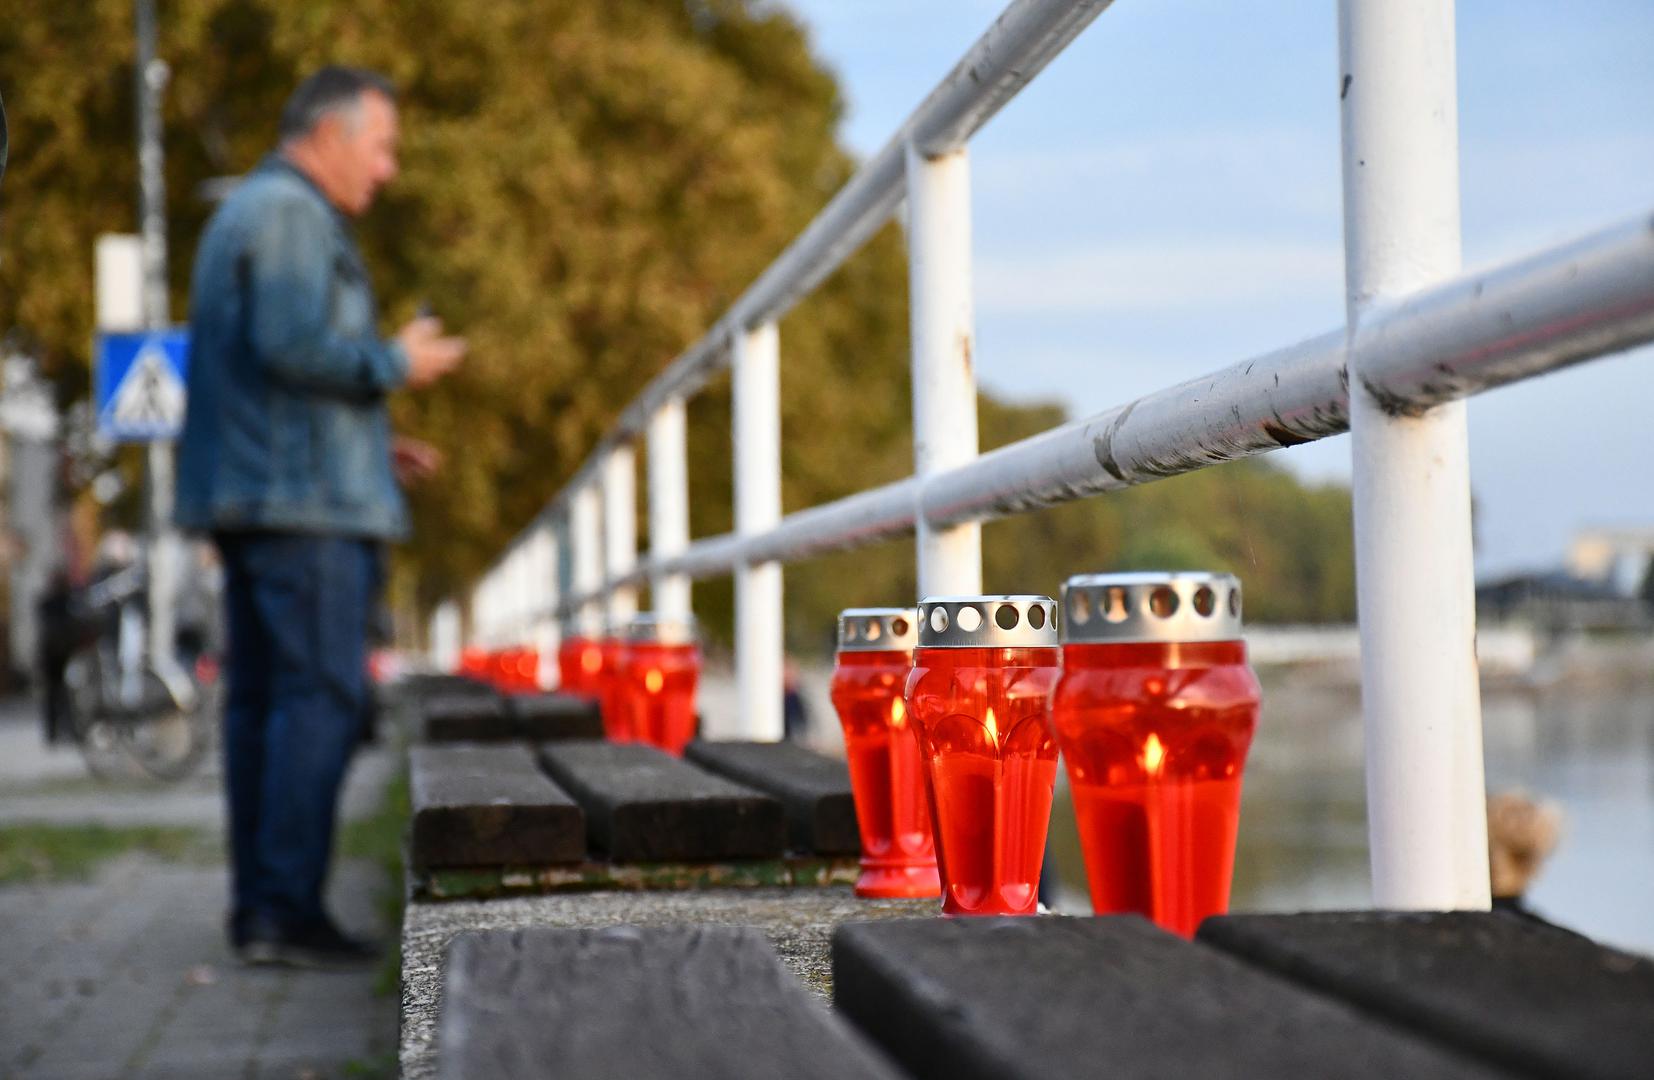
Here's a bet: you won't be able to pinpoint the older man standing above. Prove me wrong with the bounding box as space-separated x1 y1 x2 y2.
177 67 464 967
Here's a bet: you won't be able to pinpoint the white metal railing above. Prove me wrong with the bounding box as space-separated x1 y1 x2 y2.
450 0 1654 910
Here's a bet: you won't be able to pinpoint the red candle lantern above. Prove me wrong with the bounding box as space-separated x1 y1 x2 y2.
458 646 489 681
614 614 701 755
557 635 607 698
830 608 940 899
906 596 1061 917
1050 572 1260 937
594 634 632 741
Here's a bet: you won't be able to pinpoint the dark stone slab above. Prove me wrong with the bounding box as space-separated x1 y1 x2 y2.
439 925 903 1080
537 741 785 862
504 692 602 741
833 916 1501 1080
684 740 859 855
1199 910 1654 1080
422 694 513 742
410 744 585 871
405 673 496 697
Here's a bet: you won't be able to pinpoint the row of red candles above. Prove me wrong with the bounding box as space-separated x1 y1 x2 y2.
557 635 701 756
838 580 1259 939
454 636 701 755
454 573 1258 939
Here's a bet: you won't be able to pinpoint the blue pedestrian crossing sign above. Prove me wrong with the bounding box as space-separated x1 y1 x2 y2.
95 329 189 441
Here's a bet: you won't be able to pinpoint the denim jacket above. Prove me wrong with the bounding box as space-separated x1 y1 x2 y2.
175 155 409 540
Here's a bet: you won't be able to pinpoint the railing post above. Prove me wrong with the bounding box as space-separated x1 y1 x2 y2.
602 445 640 627
430 600 461 673
471 576 489 649
1339 0 1491 910
533 524 561 689
506 546 526 642
570 484 604 638
905 142 983 597
733 322 784 741
648 397 693 619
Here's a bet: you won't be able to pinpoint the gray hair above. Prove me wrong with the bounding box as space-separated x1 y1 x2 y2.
278 66 396 143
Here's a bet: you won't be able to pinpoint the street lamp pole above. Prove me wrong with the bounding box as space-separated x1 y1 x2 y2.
134 0 178 671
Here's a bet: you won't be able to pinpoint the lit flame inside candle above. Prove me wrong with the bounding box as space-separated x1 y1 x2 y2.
644 669 664 694
984 706 998 744
1142 732 1166 776
581 647 602 675
890 697 906 728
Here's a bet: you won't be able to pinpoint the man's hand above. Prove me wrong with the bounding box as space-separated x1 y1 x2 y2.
392 435 444 486
396 316 466 388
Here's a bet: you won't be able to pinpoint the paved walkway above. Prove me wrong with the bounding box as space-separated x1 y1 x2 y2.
0 698 398 1079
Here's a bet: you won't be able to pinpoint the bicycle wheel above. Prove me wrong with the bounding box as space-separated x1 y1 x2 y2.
64 652 141 781
118 669 214 782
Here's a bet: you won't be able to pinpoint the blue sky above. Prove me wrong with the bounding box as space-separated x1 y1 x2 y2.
778 0 1654 578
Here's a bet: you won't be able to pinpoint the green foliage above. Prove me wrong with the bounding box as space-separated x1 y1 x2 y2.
1 1 1356 646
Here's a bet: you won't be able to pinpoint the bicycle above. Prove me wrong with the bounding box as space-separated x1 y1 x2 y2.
58 559 215 782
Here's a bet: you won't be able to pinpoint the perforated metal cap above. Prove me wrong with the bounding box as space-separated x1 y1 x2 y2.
623 612 698 646
916 596 1058 649
837 608 918 652
1060 571 1242 644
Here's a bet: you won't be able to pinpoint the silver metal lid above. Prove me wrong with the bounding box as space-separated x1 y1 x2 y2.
1060 571 1242 644
837 607 918 652
916 596 1058 649
623 612 698 646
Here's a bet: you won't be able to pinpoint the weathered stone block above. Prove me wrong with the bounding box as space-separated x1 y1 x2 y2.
538 741 785 862
833 915 1500 1080
685 740 859 855
440 925 904 1079
410 744 585 870
1199 910 1654 1080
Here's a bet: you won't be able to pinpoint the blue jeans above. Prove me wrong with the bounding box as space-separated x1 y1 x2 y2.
215 533 379 930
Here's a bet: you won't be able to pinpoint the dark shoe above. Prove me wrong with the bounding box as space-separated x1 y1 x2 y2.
239 915 382 971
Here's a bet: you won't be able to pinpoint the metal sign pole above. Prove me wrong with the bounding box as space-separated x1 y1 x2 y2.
135 0 178 672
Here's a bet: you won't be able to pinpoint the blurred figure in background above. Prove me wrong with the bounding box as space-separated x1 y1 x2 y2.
782 654 810 743
1488 790 1564 920
176 66 464 968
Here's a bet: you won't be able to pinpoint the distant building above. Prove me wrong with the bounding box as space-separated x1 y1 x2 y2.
1477 570 1648 632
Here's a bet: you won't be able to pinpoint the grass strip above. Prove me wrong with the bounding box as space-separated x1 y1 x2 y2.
0 822 207 884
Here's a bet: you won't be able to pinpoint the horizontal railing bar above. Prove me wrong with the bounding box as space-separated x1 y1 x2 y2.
507 0 1118 546
541 209 1653 612
1354 211 1654 413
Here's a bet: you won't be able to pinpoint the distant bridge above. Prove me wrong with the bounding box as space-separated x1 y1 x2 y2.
441 0 1654 912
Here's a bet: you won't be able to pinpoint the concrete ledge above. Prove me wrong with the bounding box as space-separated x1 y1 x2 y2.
399 886 936 1080
417 855 857 900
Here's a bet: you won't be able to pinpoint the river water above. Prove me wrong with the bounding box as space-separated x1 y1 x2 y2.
1043 655 1654 955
